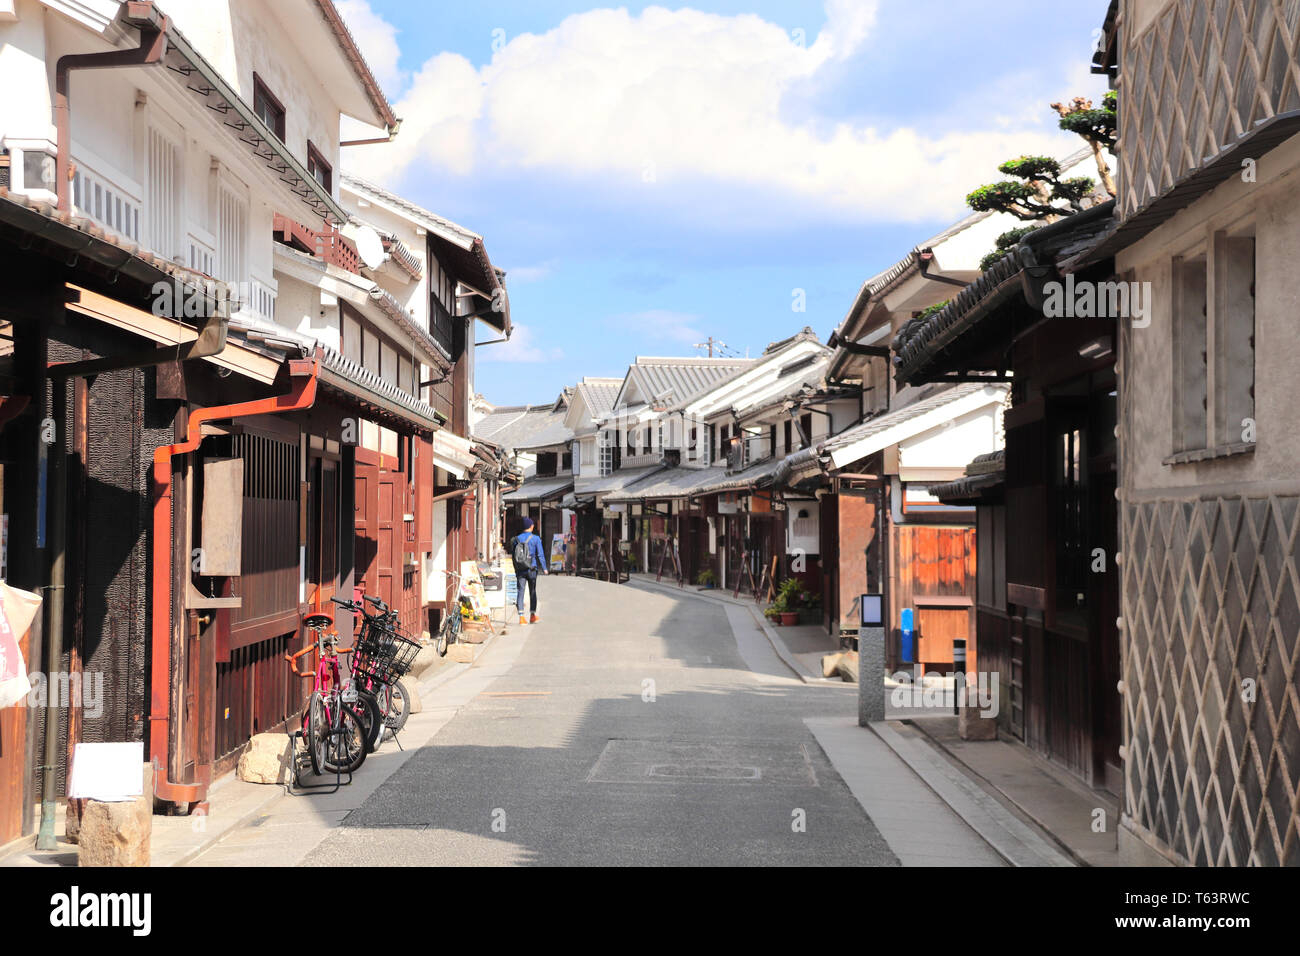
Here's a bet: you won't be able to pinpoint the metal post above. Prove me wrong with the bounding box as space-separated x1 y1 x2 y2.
952 639 967 716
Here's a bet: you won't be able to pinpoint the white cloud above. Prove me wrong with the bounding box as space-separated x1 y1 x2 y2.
613 309 705 346
505 262 554 284
335 0 405 94
344 1 1078 222
480 324 563 364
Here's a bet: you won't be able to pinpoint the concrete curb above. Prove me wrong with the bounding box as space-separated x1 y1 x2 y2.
626 575 844 687
868 720 1077 867
907 719 1105 868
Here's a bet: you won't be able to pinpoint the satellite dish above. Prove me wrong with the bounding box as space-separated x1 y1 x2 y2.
343 223 386 271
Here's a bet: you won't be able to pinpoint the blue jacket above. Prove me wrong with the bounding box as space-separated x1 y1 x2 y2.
512 532 547 572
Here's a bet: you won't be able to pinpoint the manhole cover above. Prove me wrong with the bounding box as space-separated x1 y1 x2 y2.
588 739 817 786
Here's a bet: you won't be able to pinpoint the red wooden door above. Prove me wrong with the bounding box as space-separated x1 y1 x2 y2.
376 463 397 617
354 451 380 599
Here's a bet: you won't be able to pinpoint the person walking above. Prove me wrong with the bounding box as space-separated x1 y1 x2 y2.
508 517 547 625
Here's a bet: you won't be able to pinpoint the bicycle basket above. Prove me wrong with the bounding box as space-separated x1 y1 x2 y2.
352 619 422 685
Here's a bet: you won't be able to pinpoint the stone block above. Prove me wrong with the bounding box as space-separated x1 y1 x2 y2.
958 704 997 741
78 763 152 868
821 653 843 678
237 733 292 784
410 643 439 678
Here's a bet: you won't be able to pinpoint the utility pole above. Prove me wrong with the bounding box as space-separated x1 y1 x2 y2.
693 337 726 357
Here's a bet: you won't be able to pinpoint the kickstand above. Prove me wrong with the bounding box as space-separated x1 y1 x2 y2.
286 728 353 795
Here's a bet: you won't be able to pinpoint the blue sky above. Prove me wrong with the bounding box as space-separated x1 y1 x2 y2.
338 1 1112 406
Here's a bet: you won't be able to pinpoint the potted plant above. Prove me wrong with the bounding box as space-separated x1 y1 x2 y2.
772 578 802 626
799 590 822 625
697 568 717 589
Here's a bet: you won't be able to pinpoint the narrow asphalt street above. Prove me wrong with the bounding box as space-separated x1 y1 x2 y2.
189 575 1002 866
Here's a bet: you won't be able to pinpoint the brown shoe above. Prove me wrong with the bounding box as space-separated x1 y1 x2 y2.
530 614 540 624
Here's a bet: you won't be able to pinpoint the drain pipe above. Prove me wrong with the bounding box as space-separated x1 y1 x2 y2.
149 352 320 807
33 382 68 850
55 2 169 213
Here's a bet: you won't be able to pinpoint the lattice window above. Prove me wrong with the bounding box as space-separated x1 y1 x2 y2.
217 181 248 285
598 428 620 477
147 126 182 259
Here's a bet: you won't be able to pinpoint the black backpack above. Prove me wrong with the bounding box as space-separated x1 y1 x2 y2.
512 534 532 567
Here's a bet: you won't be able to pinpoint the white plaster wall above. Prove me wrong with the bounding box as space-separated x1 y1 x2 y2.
899 403 1003 470
1117 129 1300 494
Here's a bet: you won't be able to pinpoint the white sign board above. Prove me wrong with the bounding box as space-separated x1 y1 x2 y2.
67 742 144 802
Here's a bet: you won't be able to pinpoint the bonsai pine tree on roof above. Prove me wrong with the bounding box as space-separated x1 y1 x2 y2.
968 91 1116 271
1052 91 1118 197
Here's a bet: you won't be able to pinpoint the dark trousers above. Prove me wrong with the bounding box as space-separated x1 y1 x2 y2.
515 566 538 614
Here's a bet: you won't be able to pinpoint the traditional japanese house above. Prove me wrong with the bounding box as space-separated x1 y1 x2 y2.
576 356 748 576
818 160 1104 650
0 0 521 832
0 0 410 827
1065 0 1300 866
337 173 512 635
892 201 1121 790
604 331 855 593
815 382 1008 668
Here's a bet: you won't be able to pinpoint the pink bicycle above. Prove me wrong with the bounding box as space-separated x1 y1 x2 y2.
285 605 380 781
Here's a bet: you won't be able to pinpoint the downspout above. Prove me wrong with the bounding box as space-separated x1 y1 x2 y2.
55 3 169 214
33 382 67 850
149 353 320 807
37 280 225 847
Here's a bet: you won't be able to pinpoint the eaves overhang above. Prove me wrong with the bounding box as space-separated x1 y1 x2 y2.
892 201 1116 385
1060 111 1300 273
160 20 349 224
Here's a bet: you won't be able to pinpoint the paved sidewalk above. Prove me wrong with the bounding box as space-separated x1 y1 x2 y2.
910 717 1120 866
868 720 1076 866
805 717 1005 867
627 574 843 684
183 624 530 866
0 625 521 868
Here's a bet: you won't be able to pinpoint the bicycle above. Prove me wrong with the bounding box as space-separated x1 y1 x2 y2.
332 593 421 751
285 605 381 784
436 570 468 657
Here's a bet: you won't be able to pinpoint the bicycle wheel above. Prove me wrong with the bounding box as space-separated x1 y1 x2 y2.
436 614 450 656
385 679 411 734
306 692 328 777
361 687 385 752
322 692 376 774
